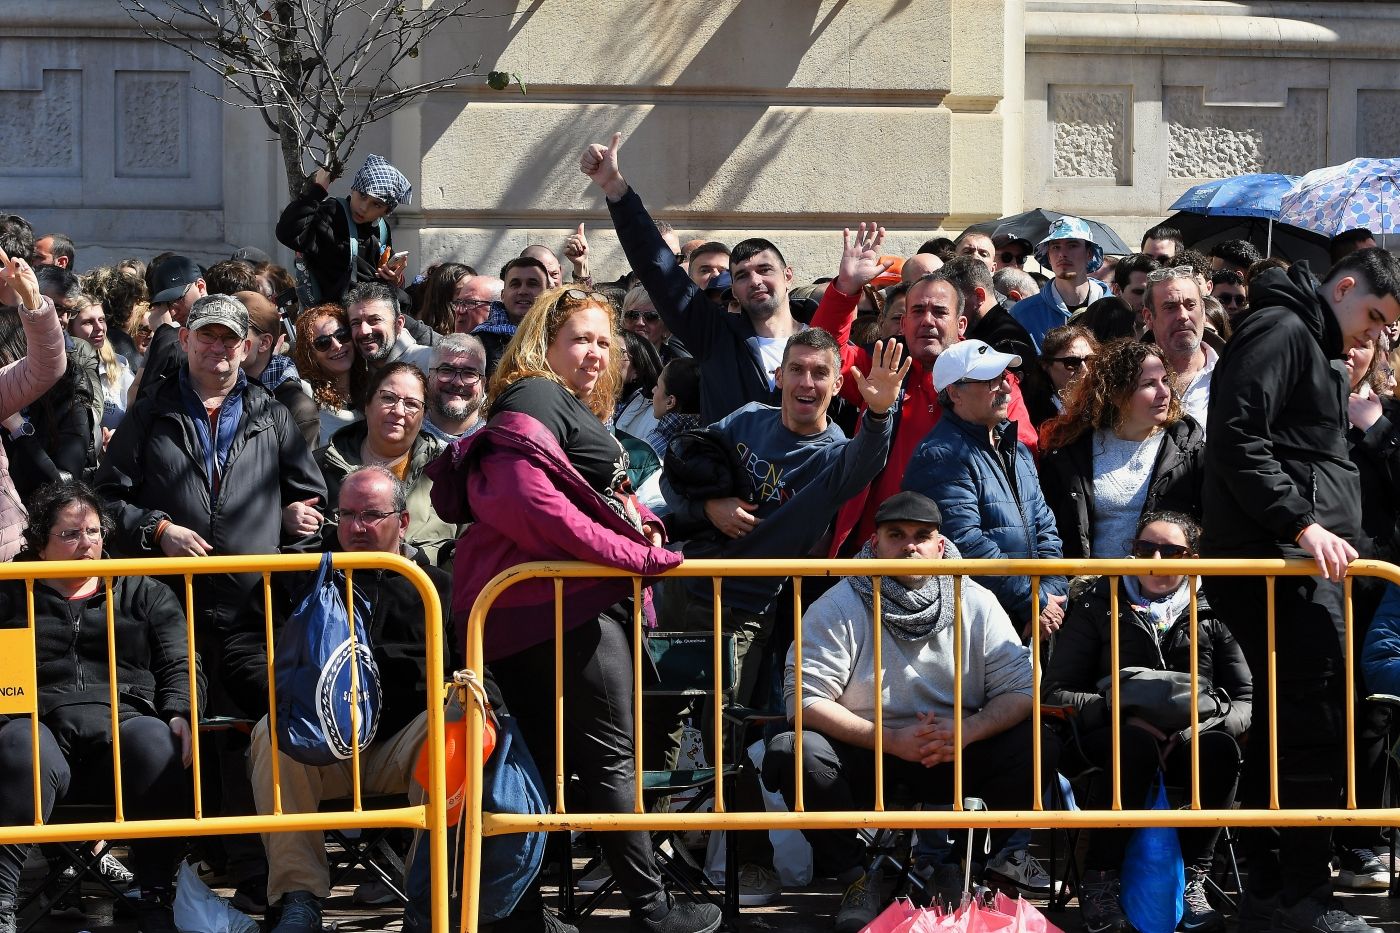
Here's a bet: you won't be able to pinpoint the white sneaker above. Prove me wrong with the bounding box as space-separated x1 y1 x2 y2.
575 860 612 892
736 863 780 906
986 848 1059 896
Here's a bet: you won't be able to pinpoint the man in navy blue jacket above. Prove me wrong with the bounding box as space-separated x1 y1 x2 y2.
582 132 804 423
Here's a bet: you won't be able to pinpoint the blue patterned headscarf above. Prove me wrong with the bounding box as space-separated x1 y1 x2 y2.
350 154 413 211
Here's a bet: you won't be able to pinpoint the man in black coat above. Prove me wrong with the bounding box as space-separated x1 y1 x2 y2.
1203 248 1400 933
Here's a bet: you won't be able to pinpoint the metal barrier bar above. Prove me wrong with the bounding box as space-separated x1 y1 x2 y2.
1109 576 1121 811
459 556 1400 933
262 572 282 816
632 576 644 815
0 553 448 933
345 567 363 812
711 576 725 813
1030 573 1042 811
553 579 565 815
952 574 963 811
1345 575 1357 810
792 575 804 813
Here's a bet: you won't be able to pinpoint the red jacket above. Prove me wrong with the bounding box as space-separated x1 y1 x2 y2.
811 286 1039 554
427 411 682 662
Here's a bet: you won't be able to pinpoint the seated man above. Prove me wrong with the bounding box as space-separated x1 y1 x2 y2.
239 465 453 933
763 491 1055 933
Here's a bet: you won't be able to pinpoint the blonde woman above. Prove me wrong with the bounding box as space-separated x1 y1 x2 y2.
68 295 135 435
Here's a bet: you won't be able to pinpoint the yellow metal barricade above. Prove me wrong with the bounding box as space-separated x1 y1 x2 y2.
458 557 1400 933
0 553 450 933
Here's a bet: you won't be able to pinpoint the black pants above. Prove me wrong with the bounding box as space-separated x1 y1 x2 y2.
1207 574 1348 900
491 610 667 916
762 720 1056 877
1075 725 1241 873
0 715 191 904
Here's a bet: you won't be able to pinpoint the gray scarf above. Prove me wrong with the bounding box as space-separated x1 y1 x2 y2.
847 539 959 641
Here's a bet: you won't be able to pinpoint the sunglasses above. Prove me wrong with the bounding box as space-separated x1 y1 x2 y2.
624 310 661 323
553 287 609 313
311 327 351 352
1130 539 1192 559
998 251 1026 266
1146 265 1195 283
1048 354 1094 370
1215 293 1247 308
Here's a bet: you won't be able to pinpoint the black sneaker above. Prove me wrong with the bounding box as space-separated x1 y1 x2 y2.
1238 890 1280 933
1181 870 1223 933
270 890 324 933
229 873 268 915
630 894 722 933
1273 890 1381 933
835 871 883 933
1078 869 1129 933
131 886 179 933
1335 847 1388 890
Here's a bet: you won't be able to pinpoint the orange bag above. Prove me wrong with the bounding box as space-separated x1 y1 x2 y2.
413 712 496 826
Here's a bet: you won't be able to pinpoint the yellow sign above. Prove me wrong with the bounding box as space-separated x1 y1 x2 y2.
0 628 37 715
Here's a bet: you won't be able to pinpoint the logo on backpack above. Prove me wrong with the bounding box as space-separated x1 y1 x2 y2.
315 638 382 760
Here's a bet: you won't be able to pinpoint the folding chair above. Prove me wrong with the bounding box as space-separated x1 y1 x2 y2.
321 795 411 906
16 804 137 933
561 630 774 929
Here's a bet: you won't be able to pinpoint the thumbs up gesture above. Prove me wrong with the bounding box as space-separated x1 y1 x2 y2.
564 222 591 279
580 132 628 201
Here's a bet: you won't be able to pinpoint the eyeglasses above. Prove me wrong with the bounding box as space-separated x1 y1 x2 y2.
192 330 244 350
1215 293 1247 308
311 327 351 352
432 365 482 385
373 389 425 415
624 310 661 323
450 298 492 312
1048 354 1094 370
49 527 104 543
330 508 402 527
1146 265 1196 283
135 325 153 338
1130 539 1192 559
998 251 1026 266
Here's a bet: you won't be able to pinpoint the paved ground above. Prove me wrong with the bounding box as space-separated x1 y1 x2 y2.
18 844 1400 931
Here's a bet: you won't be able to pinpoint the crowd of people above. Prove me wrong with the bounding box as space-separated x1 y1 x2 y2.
0 136 1398 933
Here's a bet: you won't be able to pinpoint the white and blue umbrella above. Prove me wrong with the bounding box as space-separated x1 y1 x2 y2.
1278 157 1400 236
1170 173 1300 219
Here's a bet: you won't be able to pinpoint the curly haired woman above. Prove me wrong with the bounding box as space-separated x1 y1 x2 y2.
1038 338 1204 558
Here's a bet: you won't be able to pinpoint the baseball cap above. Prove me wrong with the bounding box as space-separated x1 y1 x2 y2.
231 245 272 265
874 491 943 527
185 294 249 338
931 339 1021 392
150 255 203 304
705 270 732 294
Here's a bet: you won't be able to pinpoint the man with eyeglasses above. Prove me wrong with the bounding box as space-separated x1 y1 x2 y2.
1210 269 1249 322
1140 224 1184 266
902 339 1067 637
450 274 501 333
422 334 487 442
1203 248 1400 933
1140 266 1215 428
233 464 456 933
238 291 320 448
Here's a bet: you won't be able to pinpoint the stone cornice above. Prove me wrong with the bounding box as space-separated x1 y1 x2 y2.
1027 1 1400 57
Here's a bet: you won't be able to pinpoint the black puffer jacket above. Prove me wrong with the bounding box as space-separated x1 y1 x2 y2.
275 181 392 303
95 373 326 639
1202 262 1359 556
0 567 204 726
1039 415 1205 558
220 548 455 737
1043 576 1252 740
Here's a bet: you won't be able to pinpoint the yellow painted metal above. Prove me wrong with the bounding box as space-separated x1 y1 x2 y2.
1030 574 1042 811
1109 577 1120 810
25 579 39 827
952 574 962 811
553 579 565 815
105 576 124 822
1188 576 1200 810
262 572 282 816
1345 575 1356 810
345 568 363 812
793 575 805 813
0 553 448 933
1267 576 1279 810
632 577 644 814
456 556 1400 933
873 580 884 812
712 577 725 813
184 574 201 817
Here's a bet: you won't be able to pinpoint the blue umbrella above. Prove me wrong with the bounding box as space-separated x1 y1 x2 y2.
1170 173 1300 219
1278 158 1400 236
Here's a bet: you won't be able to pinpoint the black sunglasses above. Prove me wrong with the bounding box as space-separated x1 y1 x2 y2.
998 251 1026 266
624 310 661 323
1130 539 1192 559
1215 293 1247 308
1048 354 1094 370
311 327 351 352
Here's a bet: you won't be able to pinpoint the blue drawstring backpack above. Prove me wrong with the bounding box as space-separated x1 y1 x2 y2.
275 553 381 766
1121 770 1185 933
402 711 548 930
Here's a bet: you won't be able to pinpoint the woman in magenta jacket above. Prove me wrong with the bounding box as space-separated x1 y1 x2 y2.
429 286 720 933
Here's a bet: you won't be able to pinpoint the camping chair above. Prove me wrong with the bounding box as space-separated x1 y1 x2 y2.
561 630 779 929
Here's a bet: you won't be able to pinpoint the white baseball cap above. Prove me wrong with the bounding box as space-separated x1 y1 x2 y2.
932 339 1022 392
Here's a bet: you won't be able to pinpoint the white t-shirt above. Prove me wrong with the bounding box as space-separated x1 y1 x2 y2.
1179 344 1218 430
755 336 784 391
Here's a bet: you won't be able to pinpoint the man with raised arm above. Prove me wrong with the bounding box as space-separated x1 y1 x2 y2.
582 132 804 422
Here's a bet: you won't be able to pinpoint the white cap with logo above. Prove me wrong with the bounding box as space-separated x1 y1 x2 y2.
931 339 1022 392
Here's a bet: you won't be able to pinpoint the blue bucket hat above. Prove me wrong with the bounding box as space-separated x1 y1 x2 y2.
1034 216 1104 273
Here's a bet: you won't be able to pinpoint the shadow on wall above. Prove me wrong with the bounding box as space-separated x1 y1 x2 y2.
417 0 862 259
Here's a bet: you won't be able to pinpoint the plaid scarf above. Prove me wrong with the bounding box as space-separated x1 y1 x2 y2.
258 354 301 392
350 154 412 211
847 539 960 642
472 303 517 337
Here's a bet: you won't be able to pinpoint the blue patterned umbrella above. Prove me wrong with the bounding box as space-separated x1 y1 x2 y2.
1278 158 1400 236
1170 173 1300 219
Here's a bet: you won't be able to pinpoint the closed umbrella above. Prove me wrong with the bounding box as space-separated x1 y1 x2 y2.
1278 157 1400 237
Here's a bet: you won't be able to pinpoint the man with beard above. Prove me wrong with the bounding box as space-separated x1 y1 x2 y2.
1011 217 1109 351
582 132 805 422
343 281 432 381
422 334 486 442
763 491 1048 932
1142 266 1215 428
